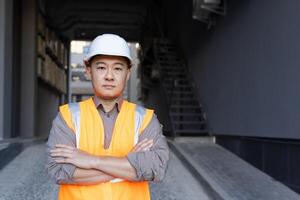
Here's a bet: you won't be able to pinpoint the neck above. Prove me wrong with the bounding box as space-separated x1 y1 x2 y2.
97 96 119 112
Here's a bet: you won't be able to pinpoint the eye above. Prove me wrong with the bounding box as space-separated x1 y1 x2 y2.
114 67 123 71
96 66 106 70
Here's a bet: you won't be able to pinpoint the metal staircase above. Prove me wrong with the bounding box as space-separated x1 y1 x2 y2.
153 38 208 137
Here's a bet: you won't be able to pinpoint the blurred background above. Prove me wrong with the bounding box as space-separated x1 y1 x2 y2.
1 0 300 199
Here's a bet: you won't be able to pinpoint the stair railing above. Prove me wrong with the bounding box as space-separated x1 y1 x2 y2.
154 40 178 138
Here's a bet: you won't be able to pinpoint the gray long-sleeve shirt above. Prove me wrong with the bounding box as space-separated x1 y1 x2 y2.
46 97 169 184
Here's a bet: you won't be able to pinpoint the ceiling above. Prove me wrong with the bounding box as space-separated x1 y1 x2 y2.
44 0 162 41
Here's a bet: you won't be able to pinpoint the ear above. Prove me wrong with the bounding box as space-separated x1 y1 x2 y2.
126 68 131 82
85 66 91 79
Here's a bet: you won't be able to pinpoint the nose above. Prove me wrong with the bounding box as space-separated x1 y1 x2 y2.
104 67 114 81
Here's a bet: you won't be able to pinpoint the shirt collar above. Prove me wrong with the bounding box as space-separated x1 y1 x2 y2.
93 95 123 112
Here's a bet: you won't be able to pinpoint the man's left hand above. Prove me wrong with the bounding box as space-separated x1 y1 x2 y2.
50 144 96 169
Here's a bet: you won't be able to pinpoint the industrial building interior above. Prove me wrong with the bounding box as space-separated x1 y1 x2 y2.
1 0 300 199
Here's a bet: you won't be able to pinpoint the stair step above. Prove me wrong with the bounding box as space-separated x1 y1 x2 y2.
158 57 178 61
170 95 195 100
162 71 185 75
170 107 202 113
174 129 208 135
164 84 191 88
166 85 192 89
171 101 199 106
167 87 192 92
154 39 174 44
164 81 189 86
159 62 182 66
168 93 195 97
171 99 199 106
162 71 186 75
163 79 190 84
163 74 187 79
171 112 204 117
165 87 193 91
156 47 176 52
171 111 203 115
171 96 197 100
173 120 205 124
158 57 180 61
162 74 186 78
161 68 184 72
168 91 193 94
154 44 176 49
170 104 202 108
157 55 178 58
171 104 200 108
172 114 205 121
158 54 179 58
170 99 199 103
161 65 184 69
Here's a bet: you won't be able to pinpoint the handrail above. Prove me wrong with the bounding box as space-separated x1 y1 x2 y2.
153 39 178 138
175 42 210 135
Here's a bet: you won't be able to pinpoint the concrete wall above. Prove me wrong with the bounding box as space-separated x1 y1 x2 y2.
20 0 37 138
36 86 60 137
143 84 171 134
3 0 14 138
0 0 16 139
164 0 300 139
0 0 5 139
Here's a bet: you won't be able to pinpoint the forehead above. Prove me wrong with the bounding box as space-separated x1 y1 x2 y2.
90 55 128 65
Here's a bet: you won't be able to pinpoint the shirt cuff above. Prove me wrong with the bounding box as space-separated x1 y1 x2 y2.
57 163 77 184
126 152 144 181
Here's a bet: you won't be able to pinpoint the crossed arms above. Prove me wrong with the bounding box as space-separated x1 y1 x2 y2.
50 139 154 185
46 113 169 185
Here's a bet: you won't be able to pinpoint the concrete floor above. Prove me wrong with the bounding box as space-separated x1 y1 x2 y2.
0 143 210 200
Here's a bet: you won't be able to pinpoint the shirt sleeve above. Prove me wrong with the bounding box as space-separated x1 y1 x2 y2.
46 113 77 184
126 113 170 182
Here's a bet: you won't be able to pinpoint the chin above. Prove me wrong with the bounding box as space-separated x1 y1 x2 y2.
96 92 121 100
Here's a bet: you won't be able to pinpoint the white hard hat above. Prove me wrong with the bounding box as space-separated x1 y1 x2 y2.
84 34 132 65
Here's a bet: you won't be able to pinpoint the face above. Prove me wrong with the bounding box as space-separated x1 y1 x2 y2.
86 55 131 100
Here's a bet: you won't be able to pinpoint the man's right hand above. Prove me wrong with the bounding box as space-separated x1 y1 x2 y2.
131 139 153 153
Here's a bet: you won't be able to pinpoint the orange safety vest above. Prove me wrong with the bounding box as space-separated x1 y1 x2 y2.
58 97 154 200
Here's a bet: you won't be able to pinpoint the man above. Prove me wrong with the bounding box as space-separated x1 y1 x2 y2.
46 34 169 200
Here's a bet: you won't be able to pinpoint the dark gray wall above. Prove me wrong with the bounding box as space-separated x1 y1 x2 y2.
144 84 171 134
20 0 37 138
37 85 60 137
0 0 5 139
164 0 300 139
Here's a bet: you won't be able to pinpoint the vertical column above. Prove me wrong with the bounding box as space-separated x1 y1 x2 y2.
0 0 5 140
3 0 14 139
20 0 37 138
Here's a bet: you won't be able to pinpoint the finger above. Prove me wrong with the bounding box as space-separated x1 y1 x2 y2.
132 139 148 151
50 151 72 158
136 140 153 151
140 144 153 151
50 148 74 157
54 157 70 164
50 148 74 154
139 139 153 149
135 139 148 147
139 140 154 151
55 144 74 150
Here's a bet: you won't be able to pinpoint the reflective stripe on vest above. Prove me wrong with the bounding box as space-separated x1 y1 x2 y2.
69 103 81 148
69 103 146 183
134 105 146 145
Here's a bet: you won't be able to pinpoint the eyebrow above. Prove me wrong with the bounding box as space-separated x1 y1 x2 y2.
94 61 106 65
93 61 125 66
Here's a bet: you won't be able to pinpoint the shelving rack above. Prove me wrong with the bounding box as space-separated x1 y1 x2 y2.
36 10 68 95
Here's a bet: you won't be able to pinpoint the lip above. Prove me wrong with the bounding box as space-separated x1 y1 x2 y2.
102 85 115 89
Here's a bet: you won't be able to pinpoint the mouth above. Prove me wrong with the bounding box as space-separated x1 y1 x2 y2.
102 85 116 90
